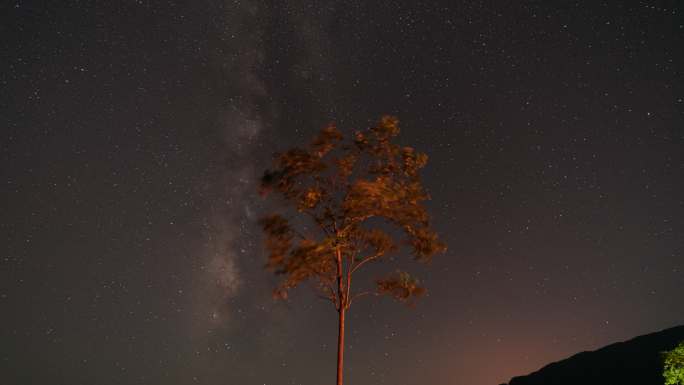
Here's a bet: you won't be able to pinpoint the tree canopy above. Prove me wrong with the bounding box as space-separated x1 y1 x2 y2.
259 115 445 307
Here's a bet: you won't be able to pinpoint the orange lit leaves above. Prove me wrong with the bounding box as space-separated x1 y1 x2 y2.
259 115 446 304
376 271 426 304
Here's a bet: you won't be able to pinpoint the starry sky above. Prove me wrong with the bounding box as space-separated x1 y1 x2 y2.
2 1 683 385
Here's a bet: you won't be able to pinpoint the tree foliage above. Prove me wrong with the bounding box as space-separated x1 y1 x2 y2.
259 115 446 309
664 341 684 385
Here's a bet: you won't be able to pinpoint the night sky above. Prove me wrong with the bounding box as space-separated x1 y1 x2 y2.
2 1 683 385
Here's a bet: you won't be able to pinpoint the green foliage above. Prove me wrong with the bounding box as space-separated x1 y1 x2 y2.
664 341 684 385
259 116 446 309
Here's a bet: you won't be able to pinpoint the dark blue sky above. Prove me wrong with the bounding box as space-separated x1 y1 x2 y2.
2 1 683 385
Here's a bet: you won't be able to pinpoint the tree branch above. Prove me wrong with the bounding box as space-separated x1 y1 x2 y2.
348 290 378 307
345 253 352 310
350 252 384 275
335 246 344 310
308 279 338 309
316 294 336 306
303 209 331 236
324 281 338 309
291 228 307 240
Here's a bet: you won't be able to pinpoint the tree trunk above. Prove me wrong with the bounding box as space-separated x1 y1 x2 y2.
335 245 346 385
336 305 346 385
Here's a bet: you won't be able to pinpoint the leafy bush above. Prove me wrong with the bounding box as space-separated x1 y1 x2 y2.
664 341 684 385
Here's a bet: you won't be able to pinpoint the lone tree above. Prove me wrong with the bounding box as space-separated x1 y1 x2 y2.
664 341 684 385
259 116 445 385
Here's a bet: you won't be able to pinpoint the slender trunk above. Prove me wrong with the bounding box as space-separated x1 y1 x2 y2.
336 304 345 385
335 246 346 385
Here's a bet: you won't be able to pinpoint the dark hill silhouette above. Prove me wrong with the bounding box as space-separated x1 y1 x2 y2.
501 325 684 385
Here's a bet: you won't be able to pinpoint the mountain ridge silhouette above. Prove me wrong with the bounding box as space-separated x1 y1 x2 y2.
501 325 684 385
